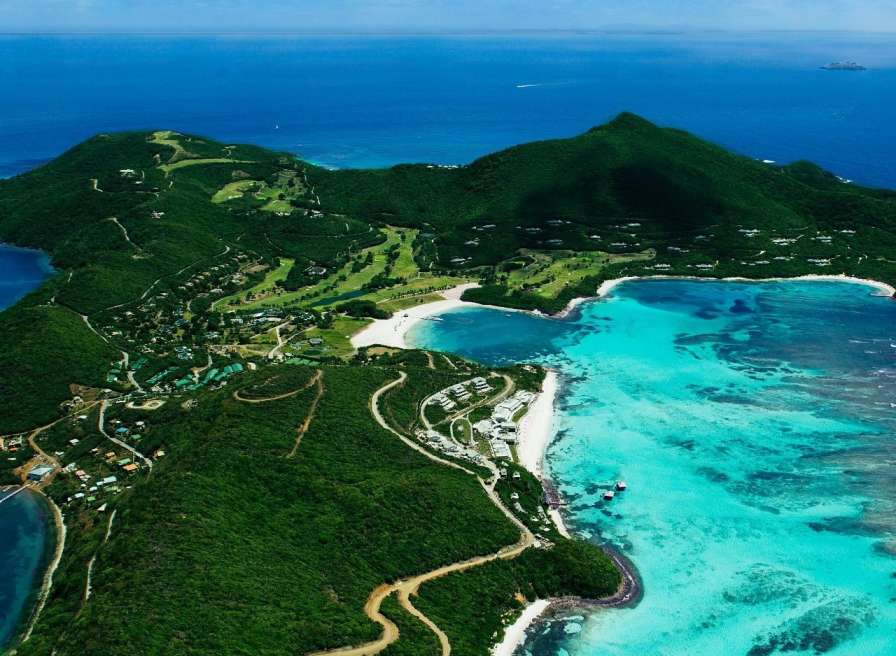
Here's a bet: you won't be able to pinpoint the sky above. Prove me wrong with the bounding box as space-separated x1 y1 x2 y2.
1 0 895 33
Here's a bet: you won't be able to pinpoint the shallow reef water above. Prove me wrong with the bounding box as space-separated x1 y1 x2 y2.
410 280 896 655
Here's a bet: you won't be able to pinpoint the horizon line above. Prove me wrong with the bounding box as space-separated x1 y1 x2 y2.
2 27 896 37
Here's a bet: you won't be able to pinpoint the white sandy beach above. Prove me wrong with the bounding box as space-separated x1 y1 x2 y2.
353 271 896 351
594 273 896 302
516 370 558 477
350 283 479 349
516 370 571 539
492 599 550 656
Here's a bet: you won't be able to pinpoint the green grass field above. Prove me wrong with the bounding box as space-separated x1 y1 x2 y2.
212 258 295 310
211 179 260 203
211 169 307 213
160 157 252 175
149 130 190 161
504 249 654 298
291 317 369 358
216 227 431 313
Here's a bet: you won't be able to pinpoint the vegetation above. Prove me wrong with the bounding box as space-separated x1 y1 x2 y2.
310 112 896 288
3 114 896 655
14 363 617 656
0 304 118 432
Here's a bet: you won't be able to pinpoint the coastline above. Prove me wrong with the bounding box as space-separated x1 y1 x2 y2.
594 273 896 304
492 599 550 656
515 370 558 476
515 370 570 540
19 490 66 645
356 271 888 656
355 274 895 355
350 283 480 349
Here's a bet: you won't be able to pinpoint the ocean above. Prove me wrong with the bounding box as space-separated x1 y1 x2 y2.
408 280 896 655
2 32 896 187
0 244 54 309
0 490 50 649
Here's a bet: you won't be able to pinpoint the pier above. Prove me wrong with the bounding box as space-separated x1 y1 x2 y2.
0 485 27 506
541 479 565 509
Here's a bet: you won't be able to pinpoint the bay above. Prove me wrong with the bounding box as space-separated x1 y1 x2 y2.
408 280 896 655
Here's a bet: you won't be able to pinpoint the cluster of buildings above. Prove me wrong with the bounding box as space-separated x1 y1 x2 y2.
419 429 490 469
63 463 124 505
0 435 24 453
173 363 245 392
423 377 539 465
429 377 493 413
473 390 536 460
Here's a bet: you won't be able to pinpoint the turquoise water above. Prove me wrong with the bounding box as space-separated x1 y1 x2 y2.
408 280 896 655
0 490 50 648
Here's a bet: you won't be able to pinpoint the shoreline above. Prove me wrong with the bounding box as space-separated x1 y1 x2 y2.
19 490 66 645
350 283 480 349
593 273 896 305
491 599 550 656
357 271 890 656
514 370 570 540
354 274 895 354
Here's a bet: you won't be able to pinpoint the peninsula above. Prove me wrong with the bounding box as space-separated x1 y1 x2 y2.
1 114 895 655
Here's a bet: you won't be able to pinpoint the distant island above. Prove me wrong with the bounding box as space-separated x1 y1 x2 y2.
821 61 867 71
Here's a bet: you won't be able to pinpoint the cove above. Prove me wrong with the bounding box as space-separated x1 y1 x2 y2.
408 279 896 655
0 243 54 310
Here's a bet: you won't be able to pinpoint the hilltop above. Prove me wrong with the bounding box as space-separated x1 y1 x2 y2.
310 112 896 278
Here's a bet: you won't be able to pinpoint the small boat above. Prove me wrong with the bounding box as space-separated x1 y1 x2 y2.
615 480 627 491
602 490 615 501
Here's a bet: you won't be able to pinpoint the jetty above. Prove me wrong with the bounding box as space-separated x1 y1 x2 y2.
542 479 565 509
0 485 27 506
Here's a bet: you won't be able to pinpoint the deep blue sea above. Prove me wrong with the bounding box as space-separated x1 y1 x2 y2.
0 244 53 309
409 280 896 655
1 32 896 187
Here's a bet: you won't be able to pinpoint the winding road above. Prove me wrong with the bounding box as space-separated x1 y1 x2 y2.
231 370 325 458
232 369 322 404
308 372 534 656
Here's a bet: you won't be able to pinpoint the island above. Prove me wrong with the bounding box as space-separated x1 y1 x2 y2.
1 114 895 655
821 61 867 70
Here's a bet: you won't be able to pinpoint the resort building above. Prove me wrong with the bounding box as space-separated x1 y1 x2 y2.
27 465 54 482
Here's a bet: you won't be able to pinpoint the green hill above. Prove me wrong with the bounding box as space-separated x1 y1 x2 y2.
309 112 896 309
15 360 619 656
2 115 896 655
2 115 896 429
